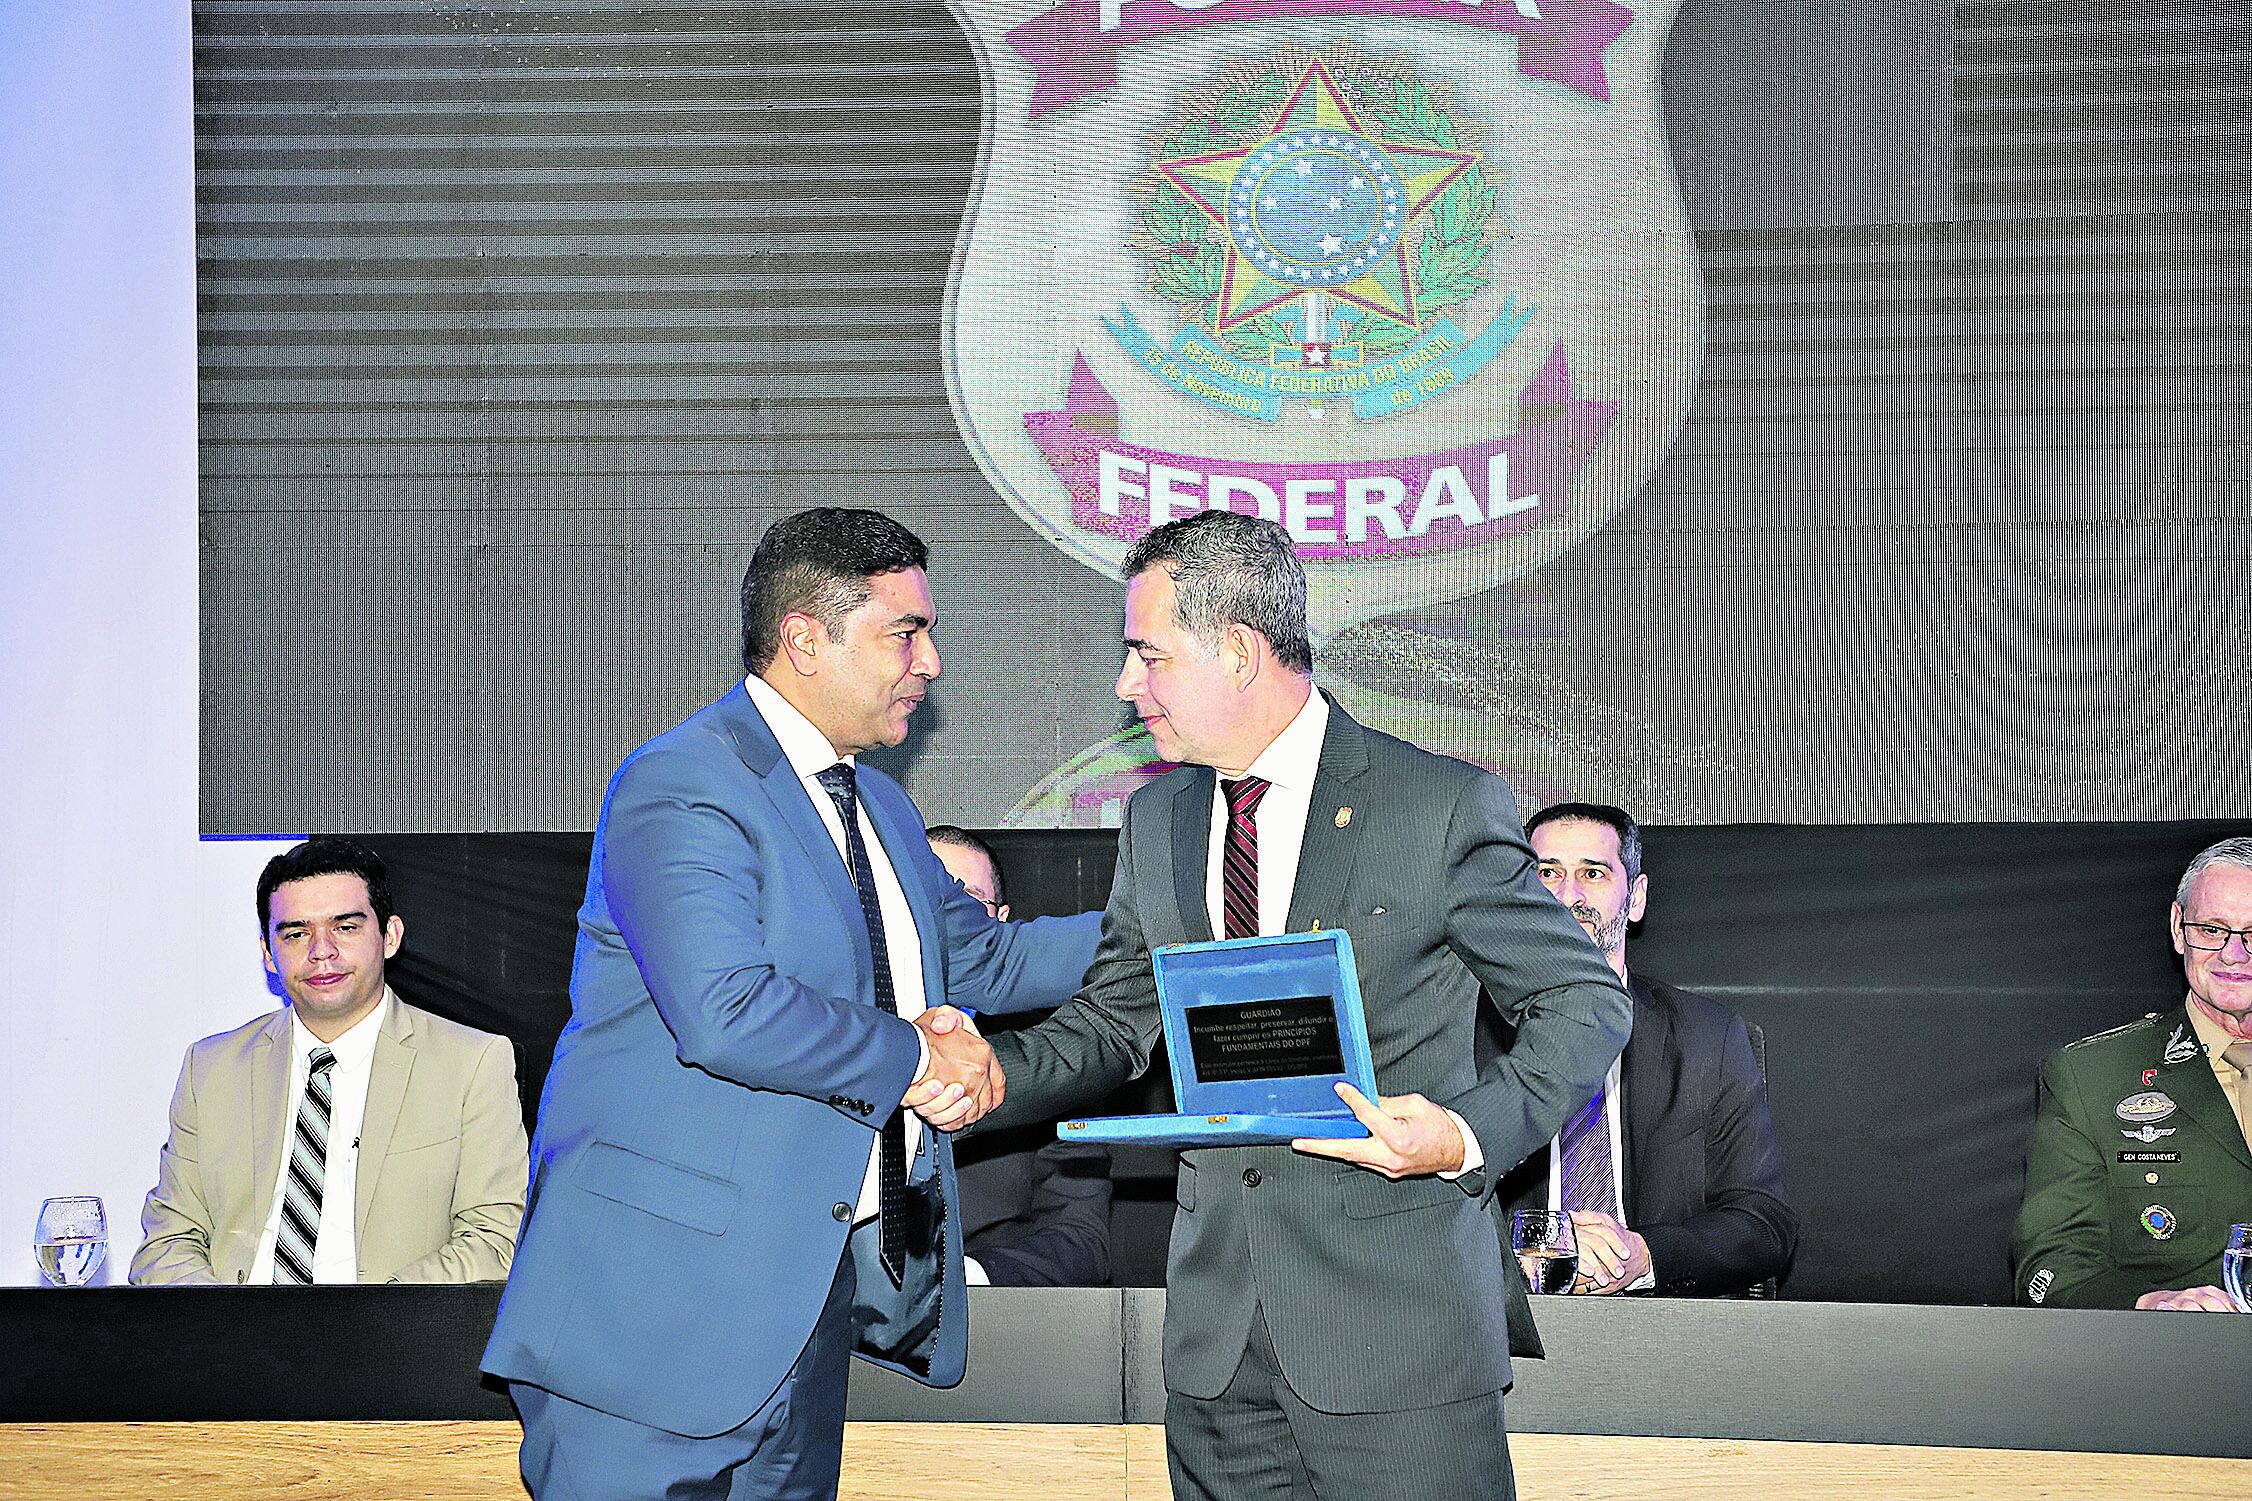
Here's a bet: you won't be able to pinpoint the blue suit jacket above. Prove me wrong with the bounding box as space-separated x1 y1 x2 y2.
481 686 1100 1437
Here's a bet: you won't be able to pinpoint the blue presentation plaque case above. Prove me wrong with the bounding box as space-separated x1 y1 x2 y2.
1061 929 1378 1148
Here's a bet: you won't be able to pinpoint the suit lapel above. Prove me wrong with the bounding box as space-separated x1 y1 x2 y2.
1170 768 1216 945
1285 696 1370 934
247 1011 291 1213
356 999 415 1236
1619 979 1666 1223
2156 1007 2252 1173
720 685 873 995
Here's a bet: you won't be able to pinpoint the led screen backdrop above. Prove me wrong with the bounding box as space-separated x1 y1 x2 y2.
198 0 2252 833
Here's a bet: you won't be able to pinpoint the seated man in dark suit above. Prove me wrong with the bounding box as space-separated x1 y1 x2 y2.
926 825 1112 1286
1498 802 1799 1296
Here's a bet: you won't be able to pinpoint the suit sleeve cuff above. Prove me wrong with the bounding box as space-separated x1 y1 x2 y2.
1438 1108 1483 1180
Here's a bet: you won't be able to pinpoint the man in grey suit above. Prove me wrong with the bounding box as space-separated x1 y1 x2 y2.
960 511 1631 1499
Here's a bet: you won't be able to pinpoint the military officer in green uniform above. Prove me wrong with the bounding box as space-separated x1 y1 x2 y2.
2013 837 2252 1312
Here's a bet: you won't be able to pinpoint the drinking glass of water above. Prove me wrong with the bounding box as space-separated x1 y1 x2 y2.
1511 1209 1579 1295
34 1197 107 1287
2224 1223 2251 1314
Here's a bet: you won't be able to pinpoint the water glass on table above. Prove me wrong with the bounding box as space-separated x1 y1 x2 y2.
2225 1223 2251 1314
34 1196 107 1287
1511 1208 1578 1295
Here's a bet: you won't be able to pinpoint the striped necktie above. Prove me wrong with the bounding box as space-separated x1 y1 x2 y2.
272 1047 336 1285
1558 1083 1618 1219
1220 775 1271 941
814 761 911 1287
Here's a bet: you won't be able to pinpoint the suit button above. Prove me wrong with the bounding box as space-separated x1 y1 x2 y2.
832 1202 852 1222
1242 1168 1263 1188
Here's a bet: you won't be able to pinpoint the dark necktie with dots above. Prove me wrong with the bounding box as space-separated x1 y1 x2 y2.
813 761 910 1287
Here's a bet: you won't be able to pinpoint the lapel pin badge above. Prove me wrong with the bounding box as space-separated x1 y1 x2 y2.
1334 806 1353 828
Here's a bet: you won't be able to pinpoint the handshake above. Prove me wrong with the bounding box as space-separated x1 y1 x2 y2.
901 1007 1005 1131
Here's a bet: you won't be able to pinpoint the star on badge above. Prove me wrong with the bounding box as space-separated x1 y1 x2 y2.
1155 62 1476 333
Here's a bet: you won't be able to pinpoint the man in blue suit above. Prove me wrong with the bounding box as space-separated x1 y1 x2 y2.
483 508 1101 1499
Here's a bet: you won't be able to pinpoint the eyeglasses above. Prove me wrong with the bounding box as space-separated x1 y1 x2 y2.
2180 921 2252 953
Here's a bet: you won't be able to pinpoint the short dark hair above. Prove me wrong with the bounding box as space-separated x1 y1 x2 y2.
740 508 930 673
256 837 396 936
925 824 1005 907
1122 510 1313 674
1526 802 1643 885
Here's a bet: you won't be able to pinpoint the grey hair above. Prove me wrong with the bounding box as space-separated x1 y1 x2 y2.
1122 510 1313 674
2175 836 2252 907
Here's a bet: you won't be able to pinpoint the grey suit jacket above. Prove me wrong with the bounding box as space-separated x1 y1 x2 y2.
129 996 528 1284
982 699 1630 1412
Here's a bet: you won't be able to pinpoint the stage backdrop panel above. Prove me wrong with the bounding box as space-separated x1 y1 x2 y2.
351 818 2242 1306
198 0 2252 833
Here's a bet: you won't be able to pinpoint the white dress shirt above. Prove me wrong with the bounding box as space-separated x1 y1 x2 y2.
249 990 389 1284
1202 689 1327 939
1200 690 1485 1175
744 672 928 1223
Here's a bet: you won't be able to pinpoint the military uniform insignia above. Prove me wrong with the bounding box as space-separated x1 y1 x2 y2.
2026 1267 2053 1303
2119 1124 2177 1144
2114 1090 2176 1125
2064 1014 2158 1050
2161 1023 2198 1065
2139 1204 2177 1240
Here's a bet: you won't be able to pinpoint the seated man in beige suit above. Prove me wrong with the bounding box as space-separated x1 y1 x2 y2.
130 838 528 1284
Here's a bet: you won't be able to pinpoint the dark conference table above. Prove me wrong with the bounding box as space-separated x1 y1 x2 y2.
5 1287 2248 1499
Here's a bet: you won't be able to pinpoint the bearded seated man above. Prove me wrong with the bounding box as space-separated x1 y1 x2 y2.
1494 802 1799 1298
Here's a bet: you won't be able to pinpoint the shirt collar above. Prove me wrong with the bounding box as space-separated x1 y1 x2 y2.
744 672 850 782
289 987 390 1069
1238 687 1329 792
2185 999 2249 1072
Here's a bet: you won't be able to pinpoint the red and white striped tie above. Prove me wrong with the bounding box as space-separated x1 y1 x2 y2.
1220 775 1271 940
